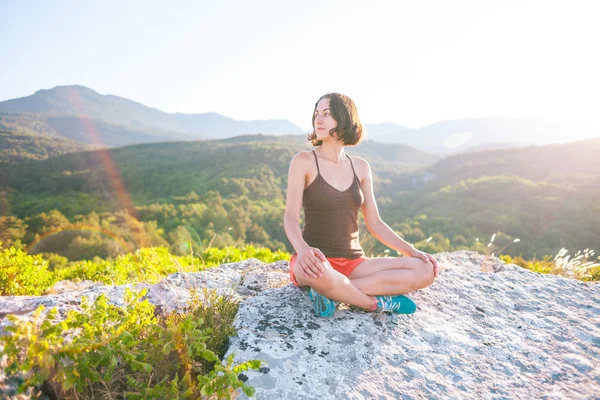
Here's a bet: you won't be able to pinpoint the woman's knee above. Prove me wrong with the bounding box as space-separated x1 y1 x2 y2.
293 260 336 289
312 264 339 291
414 259 435 288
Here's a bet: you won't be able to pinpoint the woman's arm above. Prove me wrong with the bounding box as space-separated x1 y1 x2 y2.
283 153 311 254
357 157 438 276
283 152 327 278
358 158 416 255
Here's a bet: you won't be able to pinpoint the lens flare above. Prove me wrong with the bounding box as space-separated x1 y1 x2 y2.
66 87 147 247
25 224 134 254
444 131 473 149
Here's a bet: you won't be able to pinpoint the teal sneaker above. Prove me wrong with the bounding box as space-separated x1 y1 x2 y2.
308 287 337 317
375 295 417 314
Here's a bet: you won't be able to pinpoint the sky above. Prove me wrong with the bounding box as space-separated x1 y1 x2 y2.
2 0 599 131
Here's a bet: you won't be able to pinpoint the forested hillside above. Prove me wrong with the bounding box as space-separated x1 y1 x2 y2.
0 135 435 259
0 130 97 163
375 138 600 257
1 135 598 261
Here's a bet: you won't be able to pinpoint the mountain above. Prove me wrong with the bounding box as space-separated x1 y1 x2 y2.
402 137 600 191
0 85 304 139
451 142 524 154
364 122 414 143
2 85 599 153
0 112 192 147
365 118 600 154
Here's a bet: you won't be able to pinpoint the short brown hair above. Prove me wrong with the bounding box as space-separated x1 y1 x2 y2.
307 92 364 147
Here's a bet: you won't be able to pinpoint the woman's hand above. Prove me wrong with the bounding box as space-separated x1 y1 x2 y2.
296 247 327 279
409 249 439 278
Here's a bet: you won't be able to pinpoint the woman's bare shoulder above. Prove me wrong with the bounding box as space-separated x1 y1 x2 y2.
348 155 372 181
348 155 370 170
288 150 315 176
290 150 314 165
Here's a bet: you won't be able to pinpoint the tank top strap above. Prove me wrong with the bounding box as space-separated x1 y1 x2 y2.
346 154 358 180
311 150 321 174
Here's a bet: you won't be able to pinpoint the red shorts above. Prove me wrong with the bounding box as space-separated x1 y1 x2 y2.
289 254 369 287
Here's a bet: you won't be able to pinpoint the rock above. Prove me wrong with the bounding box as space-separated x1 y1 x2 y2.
225 251 600 399
1 251 599 399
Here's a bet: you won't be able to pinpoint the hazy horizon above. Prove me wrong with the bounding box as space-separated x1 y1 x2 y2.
2 1 599 131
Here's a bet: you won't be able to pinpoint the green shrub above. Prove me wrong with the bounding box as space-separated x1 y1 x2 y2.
53 245 290 287
197 244 290 266
1 242 290 296
37 252 70 271
53 246 198 286
0 244 56 295
585 265 600 282
0 288 261 399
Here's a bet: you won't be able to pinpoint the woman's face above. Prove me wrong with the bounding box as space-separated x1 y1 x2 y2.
313 98 338 140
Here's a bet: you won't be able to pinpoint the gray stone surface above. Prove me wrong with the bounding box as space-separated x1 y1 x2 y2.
225 251 600 400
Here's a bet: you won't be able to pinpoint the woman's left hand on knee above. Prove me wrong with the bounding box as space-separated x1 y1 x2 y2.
409 249 438 278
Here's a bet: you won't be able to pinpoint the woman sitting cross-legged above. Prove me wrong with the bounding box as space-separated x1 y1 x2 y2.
283 92 438 317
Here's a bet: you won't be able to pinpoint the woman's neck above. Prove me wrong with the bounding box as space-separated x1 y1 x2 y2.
316 143 346 164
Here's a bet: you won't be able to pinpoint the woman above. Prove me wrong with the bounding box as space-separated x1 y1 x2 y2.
283 92 438 317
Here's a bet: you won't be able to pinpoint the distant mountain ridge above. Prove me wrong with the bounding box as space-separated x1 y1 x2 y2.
0 112 191 147
1 85 599 151
402 137 600 192
0 85 304 139
364 118 600 154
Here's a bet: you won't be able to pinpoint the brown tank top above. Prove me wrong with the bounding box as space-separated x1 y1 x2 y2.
298 150 365 258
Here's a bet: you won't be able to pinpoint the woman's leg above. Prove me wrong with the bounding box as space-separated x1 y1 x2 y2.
293 259 375 310
348 256 436 296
